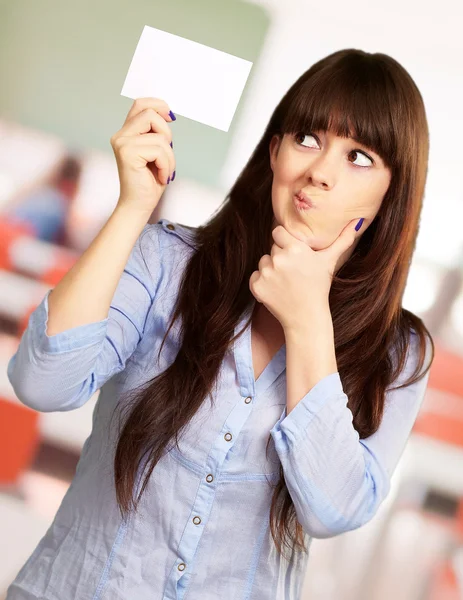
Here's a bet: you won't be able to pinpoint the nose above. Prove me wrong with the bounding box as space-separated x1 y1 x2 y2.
304 155 335 190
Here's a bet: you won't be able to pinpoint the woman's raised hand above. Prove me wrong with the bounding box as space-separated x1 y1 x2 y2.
110 97 176 214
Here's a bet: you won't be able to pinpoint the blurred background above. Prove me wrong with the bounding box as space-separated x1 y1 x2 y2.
1 0 463 598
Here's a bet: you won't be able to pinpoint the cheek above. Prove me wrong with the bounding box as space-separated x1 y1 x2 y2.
353 177 389 215
330 194 374 221
273 151 300 182
274 166 296 185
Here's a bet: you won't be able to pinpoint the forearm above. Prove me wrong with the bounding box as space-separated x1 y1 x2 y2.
275 310 375 538
283 308 338 414
47 202 152 335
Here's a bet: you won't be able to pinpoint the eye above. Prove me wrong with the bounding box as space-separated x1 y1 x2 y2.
294 132 318 149
347 149 374 168
294 132 374 168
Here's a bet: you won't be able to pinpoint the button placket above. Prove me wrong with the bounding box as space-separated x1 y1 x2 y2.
223 396 252 444
164 391 256 599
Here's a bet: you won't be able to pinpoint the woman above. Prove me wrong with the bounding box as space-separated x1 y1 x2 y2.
6 48 434 600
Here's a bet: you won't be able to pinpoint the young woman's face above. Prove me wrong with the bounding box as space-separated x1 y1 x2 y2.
269 130 392 268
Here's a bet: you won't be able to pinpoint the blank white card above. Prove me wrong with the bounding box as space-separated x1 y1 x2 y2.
121 25 254 132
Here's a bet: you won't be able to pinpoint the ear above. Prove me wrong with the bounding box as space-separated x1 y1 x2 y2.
269 134 282 172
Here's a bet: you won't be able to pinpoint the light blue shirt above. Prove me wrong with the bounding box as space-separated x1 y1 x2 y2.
6 218 431 600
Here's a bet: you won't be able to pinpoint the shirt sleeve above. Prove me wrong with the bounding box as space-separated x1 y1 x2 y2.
7 222 162 412
269 330 432 539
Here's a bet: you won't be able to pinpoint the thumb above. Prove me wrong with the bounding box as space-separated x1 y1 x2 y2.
325 217 364 261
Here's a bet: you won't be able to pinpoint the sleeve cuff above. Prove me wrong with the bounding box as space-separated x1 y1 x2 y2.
270 371 346 453
32 289 109 354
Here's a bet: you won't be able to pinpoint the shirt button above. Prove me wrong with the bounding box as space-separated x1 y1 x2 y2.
178 562 186 571
206 474 214 483
167 223 175 230
193 516 201 525
224 432 232 442
244 396 252 404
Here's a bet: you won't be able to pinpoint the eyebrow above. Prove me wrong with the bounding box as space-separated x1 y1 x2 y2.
344 133 375 150
318 128 376 151
347 135 382 159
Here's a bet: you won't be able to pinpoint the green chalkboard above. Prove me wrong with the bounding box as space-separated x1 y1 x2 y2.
0 0 270 187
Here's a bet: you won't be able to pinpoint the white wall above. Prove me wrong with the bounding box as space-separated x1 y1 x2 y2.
221 0 463 267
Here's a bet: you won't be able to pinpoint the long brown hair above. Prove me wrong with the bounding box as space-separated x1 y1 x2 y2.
112 49 435 561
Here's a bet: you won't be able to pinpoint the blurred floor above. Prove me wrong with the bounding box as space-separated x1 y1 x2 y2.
0 442 457 600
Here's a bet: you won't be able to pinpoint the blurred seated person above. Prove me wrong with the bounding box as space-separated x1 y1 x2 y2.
4 154 82 244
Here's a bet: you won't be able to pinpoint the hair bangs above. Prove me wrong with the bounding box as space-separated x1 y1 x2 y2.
280 61 400 170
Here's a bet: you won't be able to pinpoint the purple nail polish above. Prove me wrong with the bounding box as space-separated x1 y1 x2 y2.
169 110 176 121
170 141 173 148
172 170 176 182
355 218 364 231
167 176 170 185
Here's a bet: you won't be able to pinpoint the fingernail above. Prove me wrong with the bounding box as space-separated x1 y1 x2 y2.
172 170 176 182
167 176 171 185
169 110 176 121
170 141 173 148
355 218 364 231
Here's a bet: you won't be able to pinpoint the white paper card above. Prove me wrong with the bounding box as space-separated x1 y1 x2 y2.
121 25 253 132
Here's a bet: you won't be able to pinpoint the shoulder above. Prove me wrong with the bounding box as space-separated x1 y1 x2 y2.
408 327 433 371
388 326 433 391
122 219 198 287
153 218 199 251
136 219 199 285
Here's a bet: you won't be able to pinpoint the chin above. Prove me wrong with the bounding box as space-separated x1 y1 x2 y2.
273 208 324 248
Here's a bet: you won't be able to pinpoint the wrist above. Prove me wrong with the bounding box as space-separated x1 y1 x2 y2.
113 201 154 223
283 305 333 338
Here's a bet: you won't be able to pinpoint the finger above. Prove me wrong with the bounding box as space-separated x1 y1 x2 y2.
138 145 171 186
119 136 172 185
113 132 175 184
249 271 263 302
272 225 310 253
325 218 362 261
257 254 272 272
121 108 172 144
128 133 176 175
271 224 297 248
124 97 174 126
270 240 286 259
